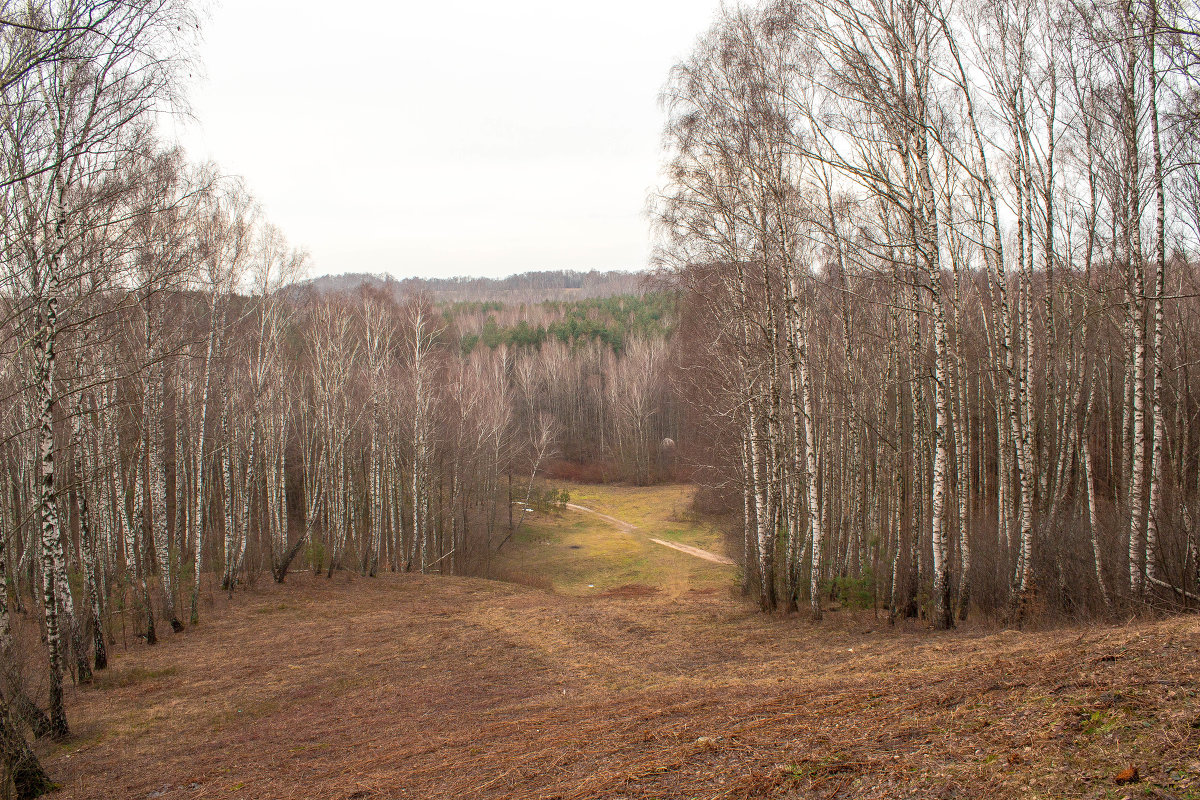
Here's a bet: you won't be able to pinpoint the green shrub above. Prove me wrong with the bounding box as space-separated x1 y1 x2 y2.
306 537 325 573
824 569 876 610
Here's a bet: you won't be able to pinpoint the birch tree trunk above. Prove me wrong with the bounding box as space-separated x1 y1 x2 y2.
35 186 68 738
1145 0 1167 593
800 330 822 620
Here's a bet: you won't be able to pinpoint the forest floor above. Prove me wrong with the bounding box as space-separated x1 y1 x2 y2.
39 483 1200 800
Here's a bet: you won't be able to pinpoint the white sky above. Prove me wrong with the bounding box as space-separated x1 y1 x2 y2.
170 0 725 280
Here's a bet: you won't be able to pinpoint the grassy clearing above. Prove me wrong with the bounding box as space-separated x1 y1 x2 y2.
494 482 733 596
556 482 729 552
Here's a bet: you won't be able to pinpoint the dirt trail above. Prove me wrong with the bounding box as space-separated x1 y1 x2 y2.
564 502 637 531
646 537 735 565
564 502 735 566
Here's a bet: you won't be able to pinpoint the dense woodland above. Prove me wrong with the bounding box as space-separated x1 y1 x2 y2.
656 0 1200 624
0 1 680 792
4 0 1200 795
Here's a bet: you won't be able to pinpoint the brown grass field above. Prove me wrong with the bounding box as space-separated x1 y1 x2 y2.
37 485 1200 799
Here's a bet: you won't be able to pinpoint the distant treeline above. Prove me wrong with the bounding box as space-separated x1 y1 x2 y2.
304 269 646 303
448 293 676 355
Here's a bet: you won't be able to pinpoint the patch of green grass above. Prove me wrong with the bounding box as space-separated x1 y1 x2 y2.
1080 709 1128 736
555 483 730 552
255 602 290 614
217 698 281 724
494 482 733 595
783 754 861 782
52 726 108 753
93 665 179 690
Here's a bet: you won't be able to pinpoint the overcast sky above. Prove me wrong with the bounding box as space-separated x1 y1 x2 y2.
170 1 725 280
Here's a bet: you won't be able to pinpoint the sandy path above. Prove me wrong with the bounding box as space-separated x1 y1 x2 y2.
646 537 735 565
565 502 734 566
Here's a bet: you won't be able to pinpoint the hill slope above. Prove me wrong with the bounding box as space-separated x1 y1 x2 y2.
42 487 1200 799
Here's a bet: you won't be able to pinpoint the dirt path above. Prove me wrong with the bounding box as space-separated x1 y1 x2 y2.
564 502 637 531
646 537 735 565
565 502 734 566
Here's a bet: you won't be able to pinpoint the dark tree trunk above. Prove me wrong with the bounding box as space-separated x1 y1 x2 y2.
273 537 307 584
1 709 56 799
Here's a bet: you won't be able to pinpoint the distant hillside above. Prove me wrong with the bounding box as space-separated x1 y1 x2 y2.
302 269 648 302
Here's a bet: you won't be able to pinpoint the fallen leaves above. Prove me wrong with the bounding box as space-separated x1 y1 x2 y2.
1115 765 1140 784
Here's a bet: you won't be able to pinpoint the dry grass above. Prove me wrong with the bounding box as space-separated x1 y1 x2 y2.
38 571 1200 800
35 483 1200 799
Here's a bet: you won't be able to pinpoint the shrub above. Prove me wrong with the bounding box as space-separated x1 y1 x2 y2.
824 569 877 610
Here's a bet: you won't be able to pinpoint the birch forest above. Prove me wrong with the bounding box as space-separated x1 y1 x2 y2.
3 0 1200 797
658 0 1200 625
0 1 681 787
